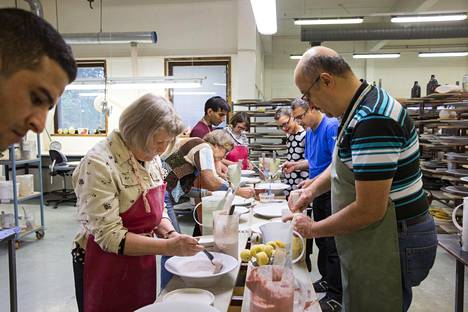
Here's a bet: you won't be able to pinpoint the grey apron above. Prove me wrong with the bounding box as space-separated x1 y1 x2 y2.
331 85 403 312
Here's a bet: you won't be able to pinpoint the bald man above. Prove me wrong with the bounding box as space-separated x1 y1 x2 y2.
0 9 76 151
285 46 437 312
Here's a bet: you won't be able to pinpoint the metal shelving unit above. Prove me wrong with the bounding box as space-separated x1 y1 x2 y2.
1 134 45 247
233 99 292 160
401 92 468 233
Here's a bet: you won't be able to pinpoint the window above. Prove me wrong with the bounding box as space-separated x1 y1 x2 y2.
54 61 108 135
165 57 231 129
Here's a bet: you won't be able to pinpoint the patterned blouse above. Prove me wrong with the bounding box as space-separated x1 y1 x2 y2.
72 131 167 254
284 130 309 197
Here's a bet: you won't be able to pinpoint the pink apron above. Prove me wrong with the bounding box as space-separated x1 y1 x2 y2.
83 183 166 312
226 145 249 169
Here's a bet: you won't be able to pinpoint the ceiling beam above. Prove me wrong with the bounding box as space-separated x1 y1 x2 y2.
370 0 439 51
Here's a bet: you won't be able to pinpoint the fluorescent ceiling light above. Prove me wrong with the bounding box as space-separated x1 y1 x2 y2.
65 79 105 91
353 53 401 59
79 92 104 97
290 55 302 60
173 91 217 96
294 17 363 25
108 77 202 89
66 77 203 91
213 82 226 86
250 0 277 35
418 51 468 58
63 32 158 44
391 13 467 23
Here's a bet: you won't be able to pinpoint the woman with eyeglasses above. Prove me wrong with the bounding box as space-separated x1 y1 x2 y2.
225 112 251 169
274 107 309 198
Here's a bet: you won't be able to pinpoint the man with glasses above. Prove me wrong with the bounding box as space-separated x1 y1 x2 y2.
285 46 436 312
283 98 341 311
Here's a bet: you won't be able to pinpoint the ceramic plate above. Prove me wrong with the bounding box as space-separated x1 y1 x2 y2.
253 203 286 218
233 196 255 206
240 176 261 185
234 206 249 215
136 301 219 312
255 182 290 191
461 177 468 183
241 170 256 176
162 288 215 306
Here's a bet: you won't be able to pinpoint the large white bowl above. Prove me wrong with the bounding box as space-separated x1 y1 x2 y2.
164 252 239 287
137 301 219 312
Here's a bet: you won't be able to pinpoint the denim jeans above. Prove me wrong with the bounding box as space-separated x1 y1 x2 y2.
160 192 180 289
398 213 438 312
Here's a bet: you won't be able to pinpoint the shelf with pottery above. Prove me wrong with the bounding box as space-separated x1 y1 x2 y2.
0 134 45 247
233 99 291 160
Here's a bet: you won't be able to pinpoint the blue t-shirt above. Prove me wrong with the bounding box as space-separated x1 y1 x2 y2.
304 116 339 179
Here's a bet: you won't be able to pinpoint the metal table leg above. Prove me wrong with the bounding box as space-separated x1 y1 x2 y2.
8 236 18 312
455 260 464 312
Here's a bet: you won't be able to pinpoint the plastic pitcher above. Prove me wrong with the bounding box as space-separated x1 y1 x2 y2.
259 221 305 264
247 264 294 312
193 195 225 235
452 197 468 252
213 211 239 258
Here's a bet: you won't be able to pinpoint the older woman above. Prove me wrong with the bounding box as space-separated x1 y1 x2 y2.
71 94 203 312
162 129 254 232
225 112 250 169
274 107 309 198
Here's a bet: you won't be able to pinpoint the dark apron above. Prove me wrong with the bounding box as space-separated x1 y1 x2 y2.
331 85 403 311
83 183 166 312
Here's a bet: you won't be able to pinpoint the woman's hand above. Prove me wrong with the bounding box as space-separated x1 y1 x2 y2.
165 234 204 256
236 187 255 198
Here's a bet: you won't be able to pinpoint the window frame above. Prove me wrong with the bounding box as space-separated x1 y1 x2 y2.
164 57 232 114
53 60 108 137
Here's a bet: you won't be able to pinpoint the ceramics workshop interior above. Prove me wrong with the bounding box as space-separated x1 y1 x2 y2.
1 0 468 311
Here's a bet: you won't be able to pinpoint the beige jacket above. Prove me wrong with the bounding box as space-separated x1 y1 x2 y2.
72 130 167 253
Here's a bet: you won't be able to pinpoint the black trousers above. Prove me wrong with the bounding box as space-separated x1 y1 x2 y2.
311 192 342 302
72 250 84 312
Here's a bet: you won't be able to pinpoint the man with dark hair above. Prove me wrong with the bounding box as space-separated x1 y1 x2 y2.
285 46 437 312
190 96 230 139
283 97 341 311
0 8 77 151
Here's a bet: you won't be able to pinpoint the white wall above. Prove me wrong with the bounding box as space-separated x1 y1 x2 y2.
264 38 468 99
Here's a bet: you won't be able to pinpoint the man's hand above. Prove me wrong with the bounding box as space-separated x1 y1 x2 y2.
298 179 313 189
282 161 296 174
282 214 315 239
288 188 314 212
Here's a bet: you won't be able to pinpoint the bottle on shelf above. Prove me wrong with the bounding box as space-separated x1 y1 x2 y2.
411 81 421 98
426 74 439 96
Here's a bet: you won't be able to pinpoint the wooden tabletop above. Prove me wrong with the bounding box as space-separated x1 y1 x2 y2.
438 234 468 266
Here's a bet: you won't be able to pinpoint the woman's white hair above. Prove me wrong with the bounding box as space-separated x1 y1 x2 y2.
119 94 185 153
203 129 234 152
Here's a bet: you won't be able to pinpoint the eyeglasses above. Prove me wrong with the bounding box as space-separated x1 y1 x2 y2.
300 75 321 103
234 124 247 132
278 116 291 129
293 107 309 122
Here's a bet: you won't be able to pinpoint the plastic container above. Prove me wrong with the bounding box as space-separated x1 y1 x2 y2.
16 174 34 197
0 181 20 201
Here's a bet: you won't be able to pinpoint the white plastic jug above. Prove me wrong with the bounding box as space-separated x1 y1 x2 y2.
452 197 468 252
259 221 305 263
193 195 226 235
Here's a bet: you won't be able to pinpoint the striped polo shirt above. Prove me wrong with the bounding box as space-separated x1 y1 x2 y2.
337 82 428 221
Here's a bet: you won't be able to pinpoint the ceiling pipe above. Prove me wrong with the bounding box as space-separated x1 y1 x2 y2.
301 22 468 42
61 32 158 45
23 0 43 17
